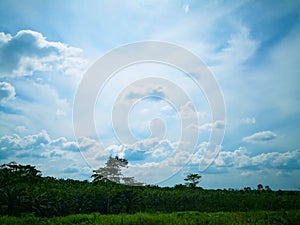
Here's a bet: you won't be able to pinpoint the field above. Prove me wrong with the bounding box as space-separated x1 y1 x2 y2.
0 211 300 225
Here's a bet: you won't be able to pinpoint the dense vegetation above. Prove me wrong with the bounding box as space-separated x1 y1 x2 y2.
1 211 300 225
0 162 299 219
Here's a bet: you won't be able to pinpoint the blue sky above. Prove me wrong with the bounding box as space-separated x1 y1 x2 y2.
0 0 300 190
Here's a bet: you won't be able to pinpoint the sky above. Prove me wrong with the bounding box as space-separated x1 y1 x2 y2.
0 0 300 190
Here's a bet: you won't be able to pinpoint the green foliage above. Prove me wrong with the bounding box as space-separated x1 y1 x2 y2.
0 211 299 225
92 156 142 186
0 162 300 218
184 173 202 188
92 156 128 183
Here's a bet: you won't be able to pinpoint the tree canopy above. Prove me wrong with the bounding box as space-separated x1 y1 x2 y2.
91 156 142 186
0 161 299 218
184 173 202 188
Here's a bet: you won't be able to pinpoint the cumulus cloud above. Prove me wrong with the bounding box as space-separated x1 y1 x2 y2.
214 147 250 168
214 147 300 170
0 82 15 102
100 138 175 163
0 130 79 159
76 136 108 162
51 137 79 152
0 130 50 151
0 30 86 77
243 131 277 142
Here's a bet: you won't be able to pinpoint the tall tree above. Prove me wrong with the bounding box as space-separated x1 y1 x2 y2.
184 173 202 188
257 184 263 190
92 156 128 183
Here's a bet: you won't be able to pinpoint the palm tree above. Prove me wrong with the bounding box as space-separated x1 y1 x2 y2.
119 189 142 213
0 186 23 216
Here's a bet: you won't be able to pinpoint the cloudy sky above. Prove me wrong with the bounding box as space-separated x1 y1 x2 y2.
0 0 299 190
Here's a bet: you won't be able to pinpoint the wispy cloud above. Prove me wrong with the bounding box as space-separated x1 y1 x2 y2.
198 120 226 131
183 4 189 14
241 117 256 125
0 82 15 102
243 131 277 143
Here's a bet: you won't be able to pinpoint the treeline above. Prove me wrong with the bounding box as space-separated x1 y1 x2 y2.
0 162 299 217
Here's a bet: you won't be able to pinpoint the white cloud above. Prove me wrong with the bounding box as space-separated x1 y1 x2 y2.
240 171 252 177
0 30 87 77
0 82 15 102
183 4 189 14
77 136 104 153
189 141 222 164
101 137 176 163
214 147 250 168
198 120 226 131
0 131 91 179
241 117 256 125
0 31 86 138
0 32 12 43
214 147 300 170
0 80 74 138
167 149 191 167
0 130 80 160
243 131 277 142
216 26 260 66
179 101 196 119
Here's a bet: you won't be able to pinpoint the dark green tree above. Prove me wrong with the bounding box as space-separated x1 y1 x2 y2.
184 173 202 188
257 184 263 190
0 186 23 216
119 189 142 213
264 185 271 191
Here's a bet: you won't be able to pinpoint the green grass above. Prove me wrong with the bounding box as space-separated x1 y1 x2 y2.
0 210 299 225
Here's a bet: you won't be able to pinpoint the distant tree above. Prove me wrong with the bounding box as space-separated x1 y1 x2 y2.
0 162 41 177
174 184 187 189
257 184 263 190
92 156 128 183
243 187 252 192
265 185 271 191
184 173 202 188
0 162 41 188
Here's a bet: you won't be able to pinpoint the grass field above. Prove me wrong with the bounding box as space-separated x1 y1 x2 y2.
0 210 299 225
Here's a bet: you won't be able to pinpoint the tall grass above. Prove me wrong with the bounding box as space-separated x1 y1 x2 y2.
0 210 299 225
